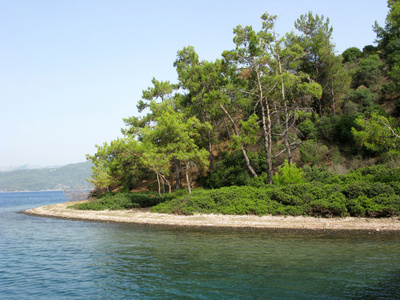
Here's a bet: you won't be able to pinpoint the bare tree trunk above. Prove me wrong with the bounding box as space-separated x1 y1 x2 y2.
274 31 292 165
185 162 192 194
254 61 273 183
219 104 258 177
260 96 273 184
156 173 161 197
208 130 214 172
331 70 336 116
159 174 172 194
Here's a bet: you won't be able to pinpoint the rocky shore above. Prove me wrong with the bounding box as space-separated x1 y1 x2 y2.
20 201 400 232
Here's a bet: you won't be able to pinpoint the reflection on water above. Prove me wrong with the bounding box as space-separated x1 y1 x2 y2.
1 192 400 299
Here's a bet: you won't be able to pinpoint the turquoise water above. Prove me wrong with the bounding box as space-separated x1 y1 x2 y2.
1 192 400 299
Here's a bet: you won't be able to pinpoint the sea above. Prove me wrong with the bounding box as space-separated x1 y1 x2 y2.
1 191 400 299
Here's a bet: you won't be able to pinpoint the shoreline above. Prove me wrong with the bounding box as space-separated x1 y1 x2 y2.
21 201 400 232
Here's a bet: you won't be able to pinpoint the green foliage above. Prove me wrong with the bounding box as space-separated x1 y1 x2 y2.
315 115 358 146
342 47 362 63
152 165 400 217
273 160 305 186
352 112 400 154
308 192 348 217
346 89 376 111
71 165 400 218
83 5 400 219
344 182 395 199
205 151 254 189
300 140 329 165
70 192 167 210
298 118 318 140
152 186 276 216
303 165 335 183
352 54 383 87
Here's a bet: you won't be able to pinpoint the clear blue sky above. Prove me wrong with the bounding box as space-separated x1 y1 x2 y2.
0 0 389 167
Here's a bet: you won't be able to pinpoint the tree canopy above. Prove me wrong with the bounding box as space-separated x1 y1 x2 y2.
87 2 400 196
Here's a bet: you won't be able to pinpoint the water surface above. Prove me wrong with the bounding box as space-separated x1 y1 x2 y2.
1 191 399 299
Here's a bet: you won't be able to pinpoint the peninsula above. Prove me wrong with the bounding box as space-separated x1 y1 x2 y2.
22 202 400 232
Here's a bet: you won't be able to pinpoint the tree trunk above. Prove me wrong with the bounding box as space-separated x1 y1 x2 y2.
219 104 258 177
159 174 172 194
185 162 192 194
260 96 273 184
275 33 292 165
156 173 161 197
254 62 273 183
208 130 214 172
174 157 181 190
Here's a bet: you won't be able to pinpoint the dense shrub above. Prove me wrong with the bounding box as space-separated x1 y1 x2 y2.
307 192 348 217
300 141 330 165
69 191 166 210
346 89 376 111
298 118 318 140
344 182 395 199
73 165 400 219
204 151 260 189
152 186 274 216
303 165 335 183
342 47 362 63
353 54 383 87
273 160 305 186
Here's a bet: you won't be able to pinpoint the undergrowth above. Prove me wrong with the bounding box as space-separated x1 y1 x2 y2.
71 165 400 218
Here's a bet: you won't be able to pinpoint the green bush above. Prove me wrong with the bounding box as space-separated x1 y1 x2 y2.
346 89 376 110
346 198 367 217
70 191 164 210
307 192 348 217
300 141 330 165
351 195 400 217
342 47 362 63
73 165 400 219
344 182 395 199
204 151 259 189
152 186 274 216
353 54 383 87
303 165 334 183
273 160 305 186
298 118 318 140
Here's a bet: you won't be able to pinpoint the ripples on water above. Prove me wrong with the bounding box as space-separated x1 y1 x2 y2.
0 191 400 299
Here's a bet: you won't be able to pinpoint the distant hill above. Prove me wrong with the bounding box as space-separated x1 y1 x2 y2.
0 161 94 192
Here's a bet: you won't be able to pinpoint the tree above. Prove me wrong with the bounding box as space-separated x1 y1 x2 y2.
174 47 226 172
86 138 144 192
139 142 171 197
342 47 362 63
224 12 322 183
352 112 400 154
139 100 211 194
352 54 383 88
273 159 305 186
374 0 400 88
292 11 350 115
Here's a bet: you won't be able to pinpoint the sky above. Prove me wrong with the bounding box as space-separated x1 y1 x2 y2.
0 0 389 167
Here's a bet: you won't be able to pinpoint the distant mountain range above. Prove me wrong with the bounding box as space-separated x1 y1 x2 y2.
0 161 94 192
0 164 63 172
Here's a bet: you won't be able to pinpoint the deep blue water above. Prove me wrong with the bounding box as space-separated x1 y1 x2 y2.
1 191 400 299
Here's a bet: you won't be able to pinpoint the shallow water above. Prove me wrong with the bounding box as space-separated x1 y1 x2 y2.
1 191 400 299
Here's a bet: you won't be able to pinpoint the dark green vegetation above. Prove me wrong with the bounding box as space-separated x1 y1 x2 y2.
75 165 400 217
0 161 93 192
83 2 400 217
